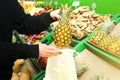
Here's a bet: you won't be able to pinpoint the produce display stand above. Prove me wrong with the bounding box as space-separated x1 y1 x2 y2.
71 12 120 52
13 15 120 79
31 17 120 80
84 22 120 69
84 41 120 69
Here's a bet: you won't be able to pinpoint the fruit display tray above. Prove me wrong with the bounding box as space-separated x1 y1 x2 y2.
87 41 120 58
84 41 120 69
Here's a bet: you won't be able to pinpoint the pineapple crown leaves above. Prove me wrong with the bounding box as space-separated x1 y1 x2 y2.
59 4 71 22
99 15 115 34
60 4 71 13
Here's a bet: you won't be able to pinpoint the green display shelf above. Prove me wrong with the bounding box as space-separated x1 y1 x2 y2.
32 70 45 80
84 41 120 69
111 13 120 24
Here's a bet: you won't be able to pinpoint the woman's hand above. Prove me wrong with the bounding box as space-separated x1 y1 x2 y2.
50 9 61 20
38 44 61 58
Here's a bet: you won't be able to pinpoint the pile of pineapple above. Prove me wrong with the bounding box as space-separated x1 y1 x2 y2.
90 31 120 58
89 16 120 57
54 4 72 48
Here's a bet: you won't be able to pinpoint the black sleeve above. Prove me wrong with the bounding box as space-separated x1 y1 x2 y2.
0 0 50 79
0 41 39 80
0 0 55 63
0 41 39 60
12 0 55 34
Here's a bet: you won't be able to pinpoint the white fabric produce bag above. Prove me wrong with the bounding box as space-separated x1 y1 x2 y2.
43 49 77 80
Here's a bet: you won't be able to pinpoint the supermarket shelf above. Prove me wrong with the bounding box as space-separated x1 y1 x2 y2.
84 41 120 69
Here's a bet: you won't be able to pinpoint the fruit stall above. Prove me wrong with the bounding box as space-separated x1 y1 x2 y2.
11 0 120 80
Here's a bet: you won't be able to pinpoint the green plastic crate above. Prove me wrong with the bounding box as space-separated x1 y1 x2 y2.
84 41 120 69
111 13 120 24
46 27 53 32
32 70 45 80
73 35 91 57
30 58 42 72
13 30 26 44
111 13 120 21
113 17 120 24
40 31 53 45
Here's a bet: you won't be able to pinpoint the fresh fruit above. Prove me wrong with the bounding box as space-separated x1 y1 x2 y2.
54 4 72 48
90 31 106 45
89 31 120 58
32 7 52 16
44 6 51 11
108 39 120 56
33 12 39 16
11 73 19 80
12 35 17 43
38 57 48 69
13 59 25 73
24 32 45 44
19 69 31 80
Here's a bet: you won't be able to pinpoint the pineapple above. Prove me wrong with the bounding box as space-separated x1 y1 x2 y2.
54 4 72 48
90 31 106 45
